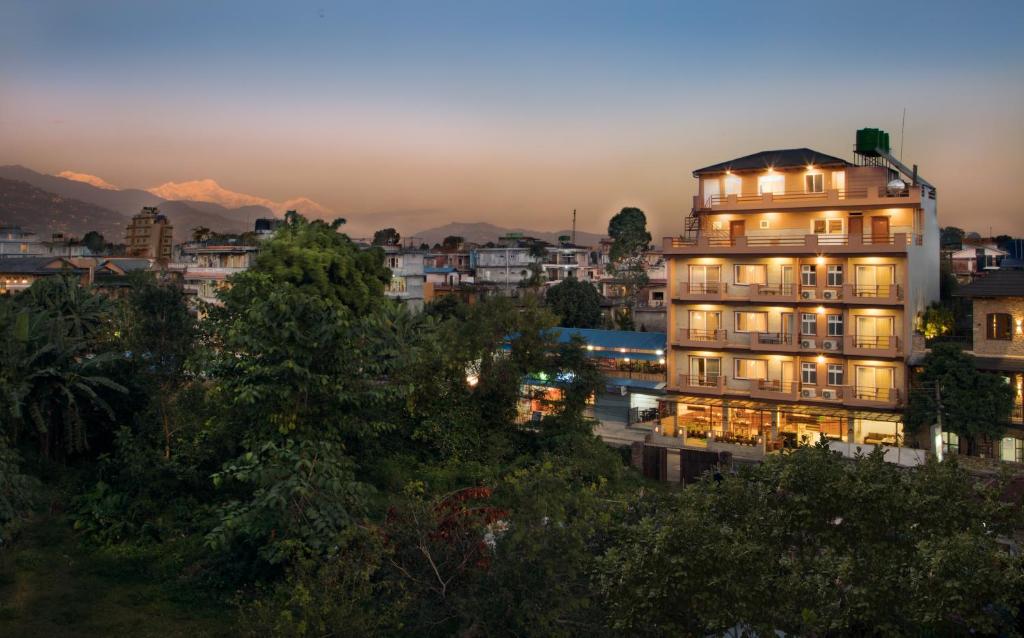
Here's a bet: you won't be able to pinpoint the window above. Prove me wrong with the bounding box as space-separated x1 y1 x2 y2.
724 174 742 196
801 362 818 385
827 364 844 386
805 173 824 193
987 313 1012 340
689 356 721 380
734 311 768 333
827 314 844 336
812 219 844 234
733 264 767 285
801 264 817 286
735 358 768 380
759 219 770 229
387 256 400 269
832 171 846 191
758 173 785 195
801 313 817 335
1000 437 1023 463
942 432 960 456
826 265 843 287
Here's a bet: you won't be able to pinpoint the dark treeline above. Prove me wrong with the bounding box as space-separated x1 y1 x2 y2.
1 213 1021 637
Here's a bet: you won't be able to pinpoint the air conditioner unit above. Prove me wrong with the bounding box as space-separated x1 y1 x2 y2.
800 339 816 349
821 389 837 400
801 388 817 398
822 290 838 300
823 339 839 351
800 290 815 300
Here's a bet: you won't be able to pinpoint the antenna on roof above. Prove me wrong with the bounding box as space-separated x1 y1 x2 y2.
899 107 906 162
572 209 577 244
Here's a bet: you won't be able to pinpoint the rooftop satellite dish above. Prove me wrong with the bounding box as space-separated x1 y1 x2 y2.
886 179 906 194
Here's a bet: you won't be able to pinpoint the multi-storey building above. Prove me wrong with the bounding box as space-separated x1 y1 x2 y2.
171 243 258 305
0 226 44 258
382 245 427 311
661 130 939 453
472 246 536 291
952 269 1024 462
125 206 174 261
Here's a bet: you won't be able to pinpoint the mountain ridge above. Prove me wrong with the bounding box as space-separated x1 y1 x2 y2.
413 221 605 247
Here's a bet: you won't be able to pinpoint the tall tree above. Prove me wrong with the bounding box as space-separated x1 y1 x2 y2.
606 207 652 327
81 230 106 254
372 227 401 246
545 277 602 328
940 226 965 249
441 235 464 250
905 343 1015 447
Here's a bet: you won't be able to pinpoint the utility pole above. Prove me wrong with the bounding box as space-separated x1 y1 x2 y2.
572 209 577 245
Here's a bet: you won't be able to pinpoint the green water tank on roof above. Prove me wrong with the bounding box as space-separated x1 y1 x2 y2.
856 128 890 155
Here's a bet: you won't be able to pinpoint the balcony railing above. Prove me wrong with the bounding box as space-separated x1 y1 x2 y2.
699 185 919 209
754 331 794 346
679 374 724 390
751 283 796 297
679 328 727 343
845 283 903 301
850 335 899 350
756 379 797 394
685 282 726 295
667 232 919 251
852 386 900 403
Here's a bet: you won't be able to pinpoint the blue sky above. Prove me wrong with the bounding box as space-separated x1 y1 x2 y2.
2 0 1022 237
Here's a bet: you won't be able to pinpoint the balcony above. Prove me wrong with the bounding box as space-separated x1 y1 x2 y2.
749 282 797 302
692 185 922 213
846 386 902 408
676 328 728 349
842 283 903 305
664 232 916 256
674 281 727 301
846 334 900 357
752 331 798 353
751 379 798 400
676 374 725 395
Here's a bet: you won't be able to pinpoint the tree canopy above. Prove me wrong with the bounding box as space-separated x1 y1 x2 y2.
905 343 1015 441
372 227 401 246
606 207 652 316
545 277 602 328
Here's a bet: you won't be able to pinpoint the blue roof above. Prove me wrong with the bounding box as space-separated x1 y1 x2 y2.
550 327 665 352
424 266 457 274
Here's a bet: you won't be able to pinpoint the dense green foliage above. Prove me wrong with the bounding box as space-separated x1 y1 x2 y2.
606 207 652 322
1 213 1021 636
545 277 602 328
906 343 1016 442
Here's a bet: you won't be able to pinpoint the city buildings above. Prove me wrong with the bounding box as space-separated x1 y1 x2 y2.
125 206 174 262
953 269 1024 462
171 243 258 305
0 256 92 293
660 130 939 456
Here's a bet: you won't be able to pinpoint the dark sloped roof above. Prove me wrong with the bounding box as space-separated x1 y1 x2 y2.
693 148 851 176
0 257 83 274
955 269 1024 298
100 258 153 272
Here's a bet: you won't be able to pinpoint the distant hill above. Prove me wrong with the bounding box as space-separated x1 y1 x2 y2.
414 222 605 248
0 165 162 216
0 177 127 239
0 166 271 241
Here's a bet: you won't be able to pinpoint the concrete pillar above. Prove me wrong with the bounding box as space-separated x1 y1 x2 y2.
721 400 730 434
846 416 856 444
771 407 780 439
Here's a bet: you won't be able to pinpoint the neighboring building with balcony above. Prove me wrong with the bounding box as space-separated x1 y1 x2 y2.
542 245 600 284
0 226 45 258
171 243 258 305
953 269 1024 463
660 129 939 457
125 206 173 262
383 246 426 311
472 246 537 292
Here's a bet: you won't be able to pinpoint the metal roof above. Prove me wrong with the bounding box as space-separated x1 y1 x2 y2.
549 327 666 352
955 269 1024 298
693 148 850 176
0 257 83 274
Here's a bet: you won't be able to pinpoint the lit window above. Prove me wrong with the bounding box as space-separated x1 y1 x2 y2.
812 219 844 234
758 173 785 195
942 432 960 456
805 173 824 193
734 311 768 333
733 264 767 285
734 358 768 380
987 313 1012 340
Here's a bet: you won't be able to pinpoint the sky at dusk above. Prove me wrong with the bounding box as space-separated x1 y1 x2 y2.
2 0 1023 239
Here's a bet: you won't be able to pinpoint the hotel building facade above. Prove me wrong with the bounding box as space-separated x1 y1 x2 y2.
660 131 939 451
